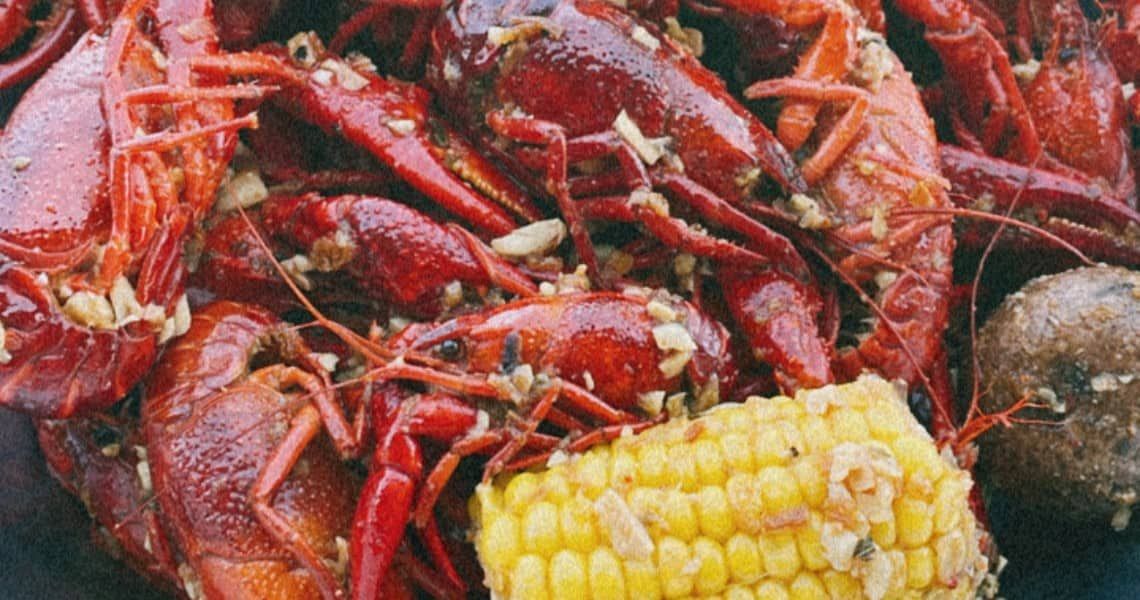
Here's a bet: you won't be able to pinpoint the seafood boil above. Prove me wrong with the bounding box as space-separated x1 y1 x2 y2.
4 0 1140 597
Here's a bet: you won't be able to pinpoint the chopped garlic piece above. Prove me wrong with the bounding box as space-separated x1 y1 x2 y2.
788 193 830 230
318 58 370 91
491 219 567 258
215 170 268 213
646 300 678 323
386 119 418 136
64 292 116 329
594 490 655 561
613 110 669 165
637 390 666 416
629 188 670 217
652 322 696 353
630 25 659 51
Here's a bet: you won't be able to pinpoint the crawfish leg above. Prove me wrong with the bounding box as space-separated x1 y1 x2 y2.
939 144 1140 263
353 465 419 600
446 223 540 297
487 110 602 278
775 7 858 151
746 79 871 185
246 363 358 599
249 403 345 600
356 393 481 597
576 196 772 267
575 196 832 392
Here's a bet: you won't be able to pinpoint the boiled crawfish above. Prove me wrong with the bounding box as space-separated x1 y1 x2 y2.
349 290 738 597
192 193 537 317
0 0 253 417
427 0 834 391
141 301 361 599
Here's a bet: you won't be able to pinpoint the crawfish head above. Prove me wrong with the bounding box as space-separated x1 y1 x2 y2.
393 292 737 413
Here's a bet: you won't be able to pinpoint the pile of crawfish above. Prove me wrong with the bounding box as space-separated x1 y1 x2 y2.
3 0 1140 596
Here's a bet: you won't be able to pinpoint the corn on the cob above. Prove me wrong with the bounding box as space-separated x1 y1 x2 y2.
470 374 990 599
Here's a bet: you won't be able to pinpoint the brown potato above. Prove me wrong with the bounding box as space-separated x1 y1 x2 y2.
977 265 1140 529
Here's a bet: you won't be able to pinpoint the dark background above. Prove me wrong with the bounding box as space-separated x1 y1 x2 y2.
2 409 1139 599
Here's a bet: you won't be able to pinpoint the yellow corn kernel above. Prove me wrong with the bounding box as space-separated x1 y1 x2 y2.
820 570 861 598
471 375 987 600
756 466 804 516
504 472 541 514
906 547 935 589
791 456 826 508
510 554 548 599
828 406 871 443
933 473 967 535
725 533 763 585
788 571 828 600
625 559 663 600
799 415 834 454
896 496 935 548
589 547 627 600
775 422 805 461
725 584 756 600
658 536 696 598
573 447 610 499
481 514 521 575
666 442 700 492
610 447 639 491
758 532 801 580
719 432 754 474
753 581 790 600
753 427 788 468
627 487 665 536
661 488 699 541
559 496 598 552
522 502 561 557
697 485 735 542
635 442 668 488
541 471 572 504
794 512 828 571
695 439 729 486
891 435 944 488
549 550 587 600
865 402 908 441
725 473 765 534
871 517 897 548
692 537 730 595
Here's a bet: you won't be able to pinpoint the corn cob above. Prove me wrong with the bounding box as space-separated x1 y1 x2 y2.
470 374 990 599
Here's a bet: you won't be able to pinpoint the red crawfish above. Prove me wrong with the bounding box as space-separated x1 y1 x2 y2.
141 301 362 599
0 0 259 417
191 193 537 317
881 0 1140 267
37 413 182 594
348 291 738 597
191 33 542 237
740 15 957 435
426 0 836 391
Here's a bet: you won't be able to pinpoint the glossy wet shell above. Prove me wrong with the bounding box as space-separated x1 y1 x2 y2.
0 31 109 255
977 265 1140 527
143 303 358 598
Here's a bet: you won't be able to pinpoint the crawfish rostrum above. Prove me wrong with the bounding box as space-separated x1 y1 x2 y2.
3 0 1140 597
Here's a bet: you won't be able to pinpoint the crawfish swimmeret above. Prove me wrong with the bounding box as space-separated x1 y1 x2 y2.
5 0 1140 597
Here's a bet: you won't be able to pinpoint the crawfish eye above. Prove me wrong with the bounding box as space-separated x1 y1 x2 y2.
438 339 464 361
